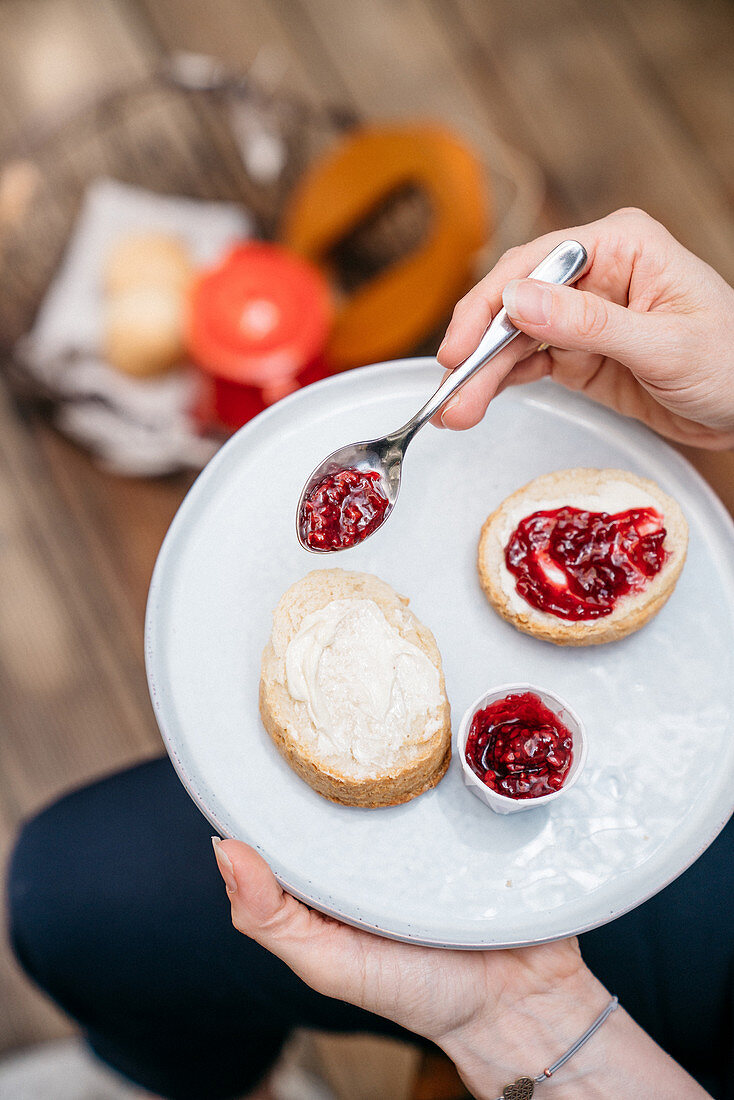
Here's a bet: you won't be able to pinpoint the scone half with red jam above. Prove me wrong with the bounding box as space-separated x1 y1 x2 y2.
260 569 451 806
478 468 688 646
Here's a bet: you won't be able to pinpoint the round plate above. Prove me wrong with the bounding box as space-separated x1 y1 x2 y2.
146 359 734 948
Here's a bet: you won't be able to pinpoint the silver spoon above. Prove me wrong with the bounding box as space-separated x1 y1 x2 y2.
296 239 587 552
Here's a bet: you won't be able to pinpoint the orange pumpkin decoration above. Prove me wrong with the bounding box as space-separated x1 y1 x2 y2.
281 124 490 370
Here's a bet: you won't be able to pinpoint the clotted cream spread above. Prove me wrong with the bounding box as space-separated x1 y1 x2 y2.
284 597 442 770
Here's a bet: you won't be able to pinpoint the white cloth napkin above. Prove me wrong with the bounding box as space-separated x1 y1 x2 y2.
17 178 252 476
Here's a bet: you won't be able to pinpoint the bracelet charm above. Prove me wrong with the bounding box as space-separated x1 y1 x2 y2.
503 1078 535 1099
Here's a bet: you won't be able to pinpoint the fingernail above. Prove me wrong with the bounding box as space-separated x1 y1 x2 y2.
212 836 237 893
440 395 461 426
436 337 449 359
503 279 552 325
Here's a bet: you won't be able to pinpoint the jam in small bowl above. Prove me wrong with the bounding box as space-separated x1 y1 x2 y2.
457 683 587 815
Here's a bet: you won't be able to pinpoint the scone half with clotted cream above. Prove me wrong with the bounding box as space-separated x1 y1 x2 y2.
260 569 451 806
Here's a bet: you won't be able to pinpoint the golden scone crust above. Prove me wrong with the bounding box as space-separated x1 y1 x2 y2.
260 569 451 807
103 286 185 376
477 468 688 646
104 233 194 295
102 234 194 376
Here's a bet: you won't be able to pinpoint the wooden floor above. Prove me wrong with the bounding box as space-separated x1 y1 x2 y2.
0 0 732 1095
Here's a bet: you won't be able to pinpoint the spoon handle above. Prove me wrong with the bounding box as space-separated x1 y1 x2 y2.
403 239 588 437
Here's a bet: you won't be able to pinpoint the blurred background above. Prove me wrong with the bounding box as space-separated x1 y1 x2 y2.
0 0 732 1097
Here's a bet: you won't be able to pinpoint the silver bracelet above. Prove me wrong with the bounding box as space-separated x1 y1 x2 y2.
495 996 619 1100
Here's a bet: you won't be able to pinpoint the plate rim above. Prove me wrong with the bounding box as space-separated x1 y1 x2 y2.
145 357 734 948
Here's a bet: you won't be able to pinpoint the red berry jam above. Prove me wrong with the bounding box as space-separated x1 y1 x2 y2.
465 692 574 799
300 467 389 550
505 506 667 620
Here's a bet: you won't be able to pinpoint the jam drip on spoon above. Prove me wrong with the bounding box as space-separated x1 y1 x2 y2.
300 467 389 550
465 692 573 799
505 506 667 620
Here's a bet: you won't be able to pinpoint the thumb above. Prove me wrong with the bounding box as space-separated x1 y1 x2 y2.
213 836 314 943
211 838 369 1000
502 278 655 367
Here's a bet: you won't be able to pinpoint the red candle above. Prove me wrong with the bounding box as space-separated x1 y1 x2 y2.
187 242 333 430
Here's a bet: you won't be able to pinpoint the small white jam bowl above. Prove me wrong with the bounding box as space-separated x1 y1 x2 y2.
457 682 588 815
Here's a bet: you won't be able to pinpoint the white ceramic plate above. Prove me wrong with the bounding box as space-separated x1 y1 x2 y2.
146 359 734 948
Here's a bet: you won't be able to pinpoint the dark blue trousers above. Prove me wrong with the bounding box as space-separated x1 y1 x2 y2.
6 758 733 1099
